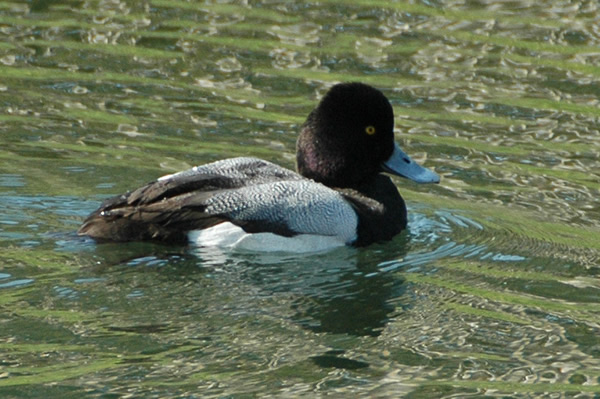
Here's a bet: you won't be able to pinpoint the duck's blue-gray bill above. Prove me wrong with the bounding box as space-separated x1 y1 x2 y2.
382 142 440 184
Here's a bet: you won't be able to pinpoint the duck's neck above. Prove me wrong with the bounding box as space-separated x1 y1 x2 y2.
355 175 404 210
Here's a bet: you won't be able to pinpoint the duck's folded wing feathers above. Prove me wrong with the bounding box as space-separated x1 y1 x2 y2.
78 171 357 244
105 157 302 208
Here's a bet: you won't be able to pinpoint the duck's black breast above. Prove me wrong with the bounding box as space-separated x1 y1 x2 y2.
337 175 407 247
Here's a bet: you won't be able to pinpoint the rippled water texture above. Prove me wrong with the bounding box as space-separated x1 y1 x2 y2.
1 0 599 397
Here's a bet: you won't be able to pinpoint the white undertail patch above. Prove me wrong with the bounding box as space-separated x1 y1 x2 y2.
188 222 351 253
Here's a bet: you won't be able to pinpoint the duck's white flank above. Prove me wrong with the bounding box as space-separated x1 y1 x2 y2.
188 222 351 253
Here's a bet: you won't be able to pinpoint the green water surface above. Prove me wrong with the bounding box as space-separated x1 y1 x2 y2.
1 0 599 398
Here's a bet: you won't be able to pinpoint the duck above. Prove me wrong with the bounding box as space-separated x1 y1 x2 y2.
78 82 440 251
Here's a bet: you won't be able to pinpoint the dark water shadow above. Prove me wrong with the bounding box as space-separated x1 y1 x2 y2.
188 232 413 338
69 217 416 339
288 241 411 338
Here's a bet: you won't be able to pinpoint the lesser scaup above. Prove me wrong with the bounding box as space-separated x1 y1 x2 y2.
78 82 440 250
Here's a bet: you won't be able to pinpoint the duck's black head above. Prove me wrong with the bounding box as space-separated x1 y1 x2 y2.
296 82 439 189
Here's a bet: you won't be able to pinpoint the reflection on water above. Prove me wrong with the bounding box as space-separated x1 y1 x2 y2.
194 245 408 337
1 0 600 397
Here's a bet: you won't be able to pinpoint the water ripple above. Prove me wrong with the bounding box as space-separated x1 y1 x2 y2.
1 0 600 396
0 276 34 289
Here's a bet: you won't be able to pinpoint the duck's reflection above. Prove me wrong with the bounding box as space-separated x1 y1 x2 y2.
83 233 411 338
191 234 411 337
290 267 402 337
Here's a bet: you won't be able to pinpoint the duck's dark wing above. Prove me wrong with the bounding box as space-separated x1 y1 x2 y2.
78 179 234 243
77 157 353 244
124 157 303 206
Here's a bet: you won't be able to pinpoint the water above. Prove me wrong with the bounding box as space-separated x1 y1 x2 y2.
1 0 599 397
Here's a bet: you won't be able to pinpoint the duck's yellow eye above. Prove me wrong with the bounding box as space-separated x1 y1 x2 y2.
365 125 376 135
